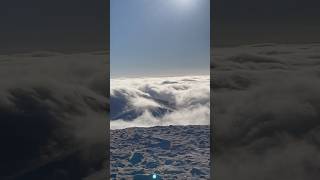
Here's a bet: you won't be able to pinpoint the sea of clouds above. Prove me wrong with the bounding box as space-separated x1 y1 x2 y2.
2 42 320 179
0 51 108 179
212 43 320 180
110 75 210 129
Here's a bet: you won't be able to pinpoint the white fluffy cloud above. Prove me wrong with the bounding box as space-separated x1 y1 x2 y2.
110 75 210 129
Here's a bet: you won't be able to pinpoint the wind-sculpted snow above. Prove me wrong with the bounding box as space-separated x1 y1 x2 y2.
110 125 210 179
110 76 210 129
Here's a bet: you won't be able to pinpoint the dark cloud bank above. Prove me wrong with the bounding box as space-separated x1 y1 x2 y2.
212 43 320 180
0 52 109 179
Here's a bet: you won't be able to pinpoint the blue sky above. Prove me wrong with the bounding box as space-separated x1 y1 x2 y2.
111 0 210 78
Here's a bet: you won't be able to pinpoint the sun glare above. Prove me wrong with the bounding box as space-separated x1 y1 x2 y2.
174 0 195 9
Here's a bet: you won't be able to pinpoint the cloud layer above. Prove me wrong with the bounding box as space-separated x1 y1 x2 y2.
212 43 320 180
0 51 108 179
110 76 210 129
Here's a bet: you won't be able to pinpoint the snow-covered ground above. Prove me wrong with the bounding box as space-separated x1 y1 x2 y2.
110 125 210 179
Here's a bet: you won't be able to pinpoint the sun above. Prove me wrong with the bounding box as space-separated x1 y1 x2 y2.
176 0 194 7
172 0 197 11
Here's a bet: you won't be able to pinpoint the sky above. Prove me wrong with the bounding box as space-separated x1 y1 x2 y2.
0 0 108 53
211 0 320 46
110 0 210 78
1 0 319 52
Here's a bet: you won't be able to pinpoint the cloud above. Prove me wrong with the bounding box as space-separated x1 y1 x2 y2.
0 51 108 179
110 76 210 129
212 43 320 180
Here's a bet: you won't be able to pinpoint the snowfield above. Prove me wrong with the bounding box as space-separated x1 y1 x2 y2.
110 125 210 179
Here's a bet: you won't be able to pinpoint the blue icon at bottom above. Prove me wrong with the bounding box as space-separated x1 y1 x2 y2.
152 174 157 179
133 173 161 180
